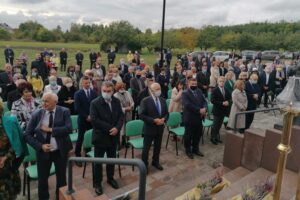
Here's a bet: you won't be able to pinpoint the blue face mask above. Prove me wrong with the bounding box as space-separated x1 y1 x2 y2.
202 69 207 73
50 81 57 87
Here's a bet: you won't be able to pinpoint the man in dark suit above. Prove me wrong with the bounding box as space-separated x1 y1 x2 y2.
259 66 275 108
130 69 145 118
75 50 84 70
89 49 98 69
219 62 228 76
245 74 261 129
24 92 73 200
59 48 68 72
107 49 116 65
137 74 154 106
156 67 170 99
7 79 27 110
211 76 231 145
196 64 210 97
74 76 97 166
118 58 129 78
140 83 169 171
182 78 207 159
90 81 124 195
123 66 135 89
4 45 14 65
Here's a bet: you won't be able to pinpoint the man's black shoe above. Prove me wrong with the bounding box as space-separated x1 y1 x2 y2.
186 152 194 159
75 161 82 167
95 186 103 195
210 139 218 145
193 151 204 157
152 162 164 170
107 179 119 189
216 139 223 144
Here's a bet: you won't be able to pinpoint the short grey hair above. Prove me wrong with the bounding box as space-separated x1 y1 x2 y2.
101 81 114 89
42 92 58 102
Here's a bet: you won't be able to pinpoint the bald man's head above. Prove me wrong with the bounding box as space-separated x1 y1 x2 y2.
150 83 161 97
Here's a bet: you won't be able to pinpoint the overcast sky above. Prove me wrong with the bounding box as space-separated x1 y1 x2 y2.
1 0 300 31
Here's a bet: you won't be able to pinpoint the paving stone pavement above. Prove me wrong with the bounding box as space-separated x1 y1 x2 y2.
16 109 283 200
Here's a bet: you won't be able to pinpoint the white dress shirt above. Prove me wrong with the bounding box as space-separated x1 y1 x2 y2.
41 108 58 151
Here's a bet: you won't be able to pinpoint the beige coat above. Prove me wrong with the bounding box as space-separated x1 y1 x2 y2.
209 66 220 87
169 87 183 112
227 89 248 129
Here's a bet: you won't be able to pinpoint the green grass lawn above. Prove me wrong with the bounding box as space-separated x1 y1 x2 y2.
0 41 176 76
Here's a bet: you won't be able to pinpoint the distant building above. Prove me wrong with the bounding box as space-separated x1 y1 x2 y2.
0 23 14 33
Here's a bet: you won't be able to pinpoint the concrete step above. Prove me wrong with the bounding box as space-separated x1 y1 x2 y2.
59 186 109 200
223 166 251 183
214 168 274 199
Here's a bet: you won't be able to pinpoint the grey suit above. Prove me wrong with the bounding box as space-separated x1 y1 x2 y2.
24 106 72 200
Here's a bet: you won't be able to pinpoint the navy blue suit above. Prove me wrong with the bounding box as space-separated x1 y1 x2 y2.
74 88 97 156
24 106 73 199
182 89 207 153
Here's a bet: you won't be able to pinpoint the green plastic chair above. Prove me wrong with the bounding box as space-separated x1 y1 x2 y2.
207 92 212 102
82 129 121 178
165 112 185 155
127 88 133 95
3 101 8 114
207 103 213 119
4 111 10 116
166 99 171 110
23 144 55 200
125 120 144 171
167 89 172 99
202 118 213 144
69 115 78 142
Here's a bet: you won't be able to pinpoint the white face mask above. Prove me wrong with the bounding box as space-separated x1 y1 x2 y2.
66 83 73 88
154 90 161 97
119 89 125 93
102 92 112 100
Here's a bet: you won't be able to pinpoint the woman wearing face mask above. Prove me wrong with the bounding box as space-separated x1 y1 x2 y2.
57 77 77 115
11 82 40 130
113 82 134 147
44 75 61 94
244 74 261 129
27 67 44 98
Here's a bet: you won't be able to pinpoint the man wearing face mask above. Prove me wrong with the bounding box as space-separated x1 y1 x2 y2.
182 78 207 159
118 58 129 78
44 69 63 86
196 63 210 97
245 74 261 129
90 81 124 195
44 75 61 94
156 67 170 99
74 76 97 166
140 83 169 172
130 69 145 119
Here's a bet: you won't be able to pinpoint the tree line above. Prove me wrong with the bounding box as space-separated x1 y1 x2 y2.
0 20 300 52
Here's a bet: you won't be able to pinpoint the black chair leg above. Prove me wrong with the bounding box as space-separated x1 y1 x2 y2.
27 176 30 200
131 146 134 171
82 162 87 178
124 147 128 158
175 135 178 156
166 131 170 149
23 170 26 196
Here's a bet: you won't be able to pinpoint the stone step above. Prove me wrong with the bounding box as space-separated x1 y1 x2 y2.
59 186 109 200
223 166 251 183
213 168 273 199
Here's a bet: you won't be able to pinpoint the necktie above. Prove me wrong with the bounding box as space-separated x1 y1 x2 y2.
221 88 225 98
137 79 143 91
46 111 53 144
155 97 161 115
86 90 90 99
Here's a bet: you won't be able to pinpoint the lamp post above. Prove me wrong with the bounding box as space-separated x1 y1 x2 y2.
273 103 299 200
160 0 166 68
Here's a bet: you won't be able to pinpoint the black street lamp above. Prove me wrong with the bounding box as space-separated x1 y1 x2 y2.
160 0 166 68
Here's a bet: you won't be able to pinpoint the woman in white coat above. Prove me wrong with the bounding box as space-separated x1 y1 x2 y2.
227 80 248 133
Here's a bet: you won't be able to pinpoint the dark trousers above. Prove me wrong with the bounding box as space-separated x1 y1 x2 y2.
142 132 163 166
261 89 274 106
184 124 202 153
246 113 255 129
60 62 67 71
5 57 13 65
77 61 83 70
211 115 225 140
90 61 96 69
75 121 91 156
37 150 67 200
93 146 116 187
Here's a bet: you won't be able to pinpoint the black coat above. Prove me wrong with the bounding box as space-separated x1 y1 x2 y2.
31 60 49 80
182 89 207 126
130 77 145 102
139 96 169 136
211 87 231 116
259 72 275 93
7 89 22 110
90 96 124 148
119 64 129 77
219 67 228 77
75 53 84 63
171 71 185 88
57 86 77 115
137 87 150 106
74 89 97 125
196 71 210 96
245 81 261 110
59 51 68 64
123 73 134 89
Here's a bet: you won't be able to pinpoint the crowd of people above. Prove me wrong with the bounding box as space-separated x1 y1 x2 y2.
1 45 300 199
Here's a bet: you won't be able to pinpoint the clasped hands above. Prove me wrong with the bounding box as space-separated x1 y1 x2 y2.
154 118 165 125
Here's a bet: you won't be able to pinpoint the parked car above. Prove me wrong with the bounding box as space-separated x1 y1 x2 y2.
261 50 280 60
241 50 257 61
281 51 293 59
191 51 209 60
213 51 230 61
